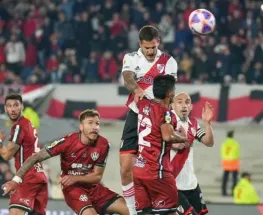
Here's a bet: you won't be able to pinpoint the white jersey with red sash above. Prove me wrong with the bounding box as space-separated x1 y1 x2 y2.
170 110 206 190
122 49 178 113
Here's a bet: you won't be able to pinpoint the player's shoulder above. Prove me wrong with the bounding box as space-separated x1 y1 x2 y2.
96 135 110 149
18 116 31 126
125 51 139 58
12 116 31 130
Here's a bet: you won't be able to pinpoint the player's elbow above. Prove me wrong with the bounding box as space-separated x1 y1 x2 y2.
162 134 173 143
93 174 103 184
202 137 214 147
2 153 13 161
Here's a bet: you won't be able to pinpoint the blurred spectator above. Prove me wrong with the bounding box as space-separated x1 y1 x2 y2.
0 0 262 84
98 51 118 83
221 130 240 196
5 34 25 75
234 172 260 204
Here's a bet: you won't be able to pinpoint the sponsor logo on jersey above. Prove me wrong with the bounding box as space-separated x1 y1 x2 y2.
91 152 99 161
79 194 88 202
137 76 153 84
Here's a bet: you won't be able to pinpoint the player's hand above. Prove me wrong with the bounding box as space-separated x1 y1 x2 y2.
0 130 6 142
60 175 77 187
202 102 214 123
2 181 18 196
172 143 186 150
134 87 145 104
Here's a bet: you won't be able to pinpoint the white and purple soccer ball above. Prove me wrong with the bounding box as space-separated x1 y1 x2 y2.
188 9 216 35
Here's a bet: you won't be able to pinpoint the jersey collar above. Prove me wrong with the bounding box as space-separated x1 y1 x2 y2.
137 48 162 58
171 110 192 125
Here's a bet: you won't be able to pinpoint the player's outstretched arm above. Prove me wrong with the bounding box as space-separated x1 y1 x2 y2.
16 148 51 178
161 124 188 143
2 148 51 196
201 102 214 147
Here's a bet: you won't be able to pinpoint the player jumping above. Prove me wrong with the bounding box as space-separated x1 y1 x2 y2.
2 109 129 215
120 25 178 214
134 74 189 214
0 94 48 215
170 92 215 215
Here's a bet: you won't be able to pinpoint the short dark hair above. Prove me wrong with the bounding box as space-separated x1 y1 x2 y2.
139 25 160 41
5 94 23 104
227 130 234 138
241 172 250 178
153 75 176 99
79 109 100 122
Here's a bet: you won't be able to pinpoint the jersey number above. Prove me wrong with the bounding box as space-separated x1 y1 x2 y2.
138 114 152 147
33 129 40 153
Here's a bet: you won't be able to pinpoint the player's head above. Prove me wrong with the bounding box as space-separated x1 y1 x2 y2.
5 94 23 121
227 130 234 138
153 75 176 103
139 25 160 62
241 172 251 181
79 109 100 142
171 92 192 122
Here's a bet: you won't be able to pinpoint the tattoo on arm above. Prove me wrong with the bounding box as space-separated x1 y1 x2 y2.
16 148 51 178
122 71 139 93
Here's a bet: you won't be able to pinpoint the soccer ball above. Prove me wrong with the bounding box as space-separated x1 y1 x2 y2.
188 9 216 35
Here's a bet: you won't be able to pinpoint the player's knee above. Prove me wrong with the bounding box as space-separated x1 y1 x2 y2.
9 208 27 215
111 198 130 215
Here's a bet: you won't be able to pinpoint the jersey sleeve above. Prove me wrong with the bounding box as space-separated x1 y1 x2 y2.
195 123 206 142
9 124 25 145
95 141 110 167
165 57 178 80
45 137 67 156
122 53 136 73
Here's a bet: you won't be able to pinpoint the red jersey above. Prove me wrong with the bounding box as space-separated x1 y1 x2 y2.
133 98 173 179
9 116 47 184
45 132 110 188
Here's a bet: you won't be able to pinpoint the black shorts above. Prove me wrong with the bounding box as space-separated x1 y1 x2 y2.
120 110 138 154
177 191 197 215
179 184 208 215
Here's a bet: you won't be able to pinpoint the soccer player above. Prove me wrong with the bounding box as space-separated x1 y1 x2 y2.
120 25 178 214
134 74 189 214
2 109 129 215
170 92 215 215
0 94 48 215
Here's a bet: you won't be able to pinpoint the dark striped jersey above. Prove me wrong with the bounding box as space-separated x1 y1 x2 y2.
46 132 110 189
9 116 47 184
134 97 173 179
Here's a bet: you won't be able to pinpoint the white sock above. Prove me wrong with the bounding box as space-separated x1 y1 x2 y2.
122 182 137 215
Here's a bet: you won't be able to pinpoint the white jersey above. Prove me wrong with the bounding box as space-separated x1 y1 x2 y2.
170 111 206 190
122 48 178 113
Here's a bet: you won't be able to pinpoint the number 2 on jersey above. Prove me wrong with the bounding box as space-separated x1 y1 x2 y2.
138 114 152 147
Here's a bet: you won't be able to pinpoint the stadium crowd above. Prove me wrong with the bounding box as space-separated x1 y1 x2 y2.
0 0 263 85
